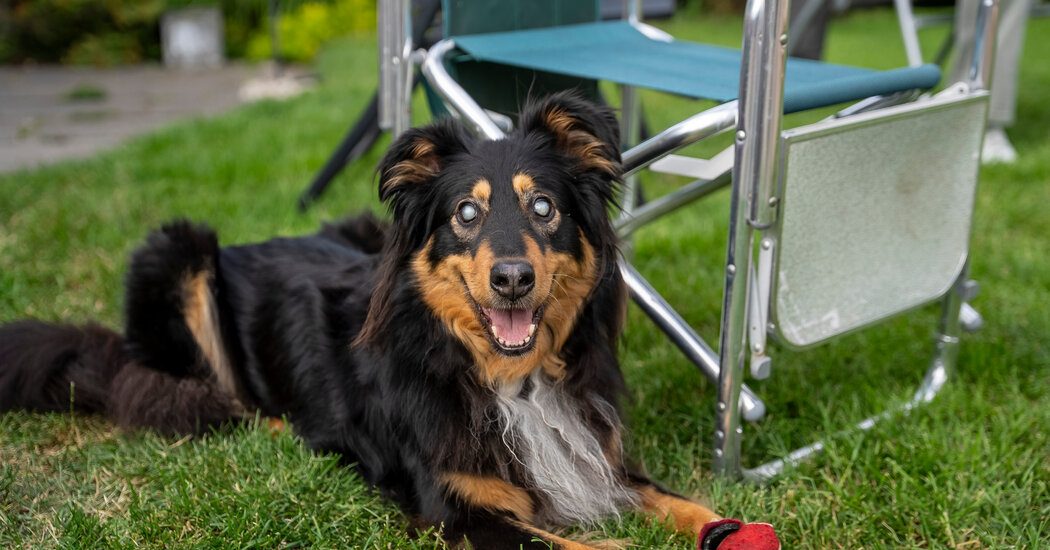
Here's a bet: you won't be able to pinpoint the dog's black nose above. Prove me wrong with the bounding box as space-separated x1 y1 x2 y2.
490 261 535 300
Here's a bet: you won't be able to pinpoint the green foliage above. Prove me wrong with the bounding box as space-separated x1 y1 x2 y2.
0 0 372 65
64 32 148 66
1 0 165 64
245 0 377 62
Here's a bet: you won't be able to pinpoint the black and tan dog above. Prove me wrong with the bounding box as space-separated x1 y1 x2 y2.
0 93 723 548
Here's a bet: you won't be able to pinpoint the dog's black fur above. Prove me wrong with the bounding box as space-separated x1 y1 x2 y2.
0 93 719 548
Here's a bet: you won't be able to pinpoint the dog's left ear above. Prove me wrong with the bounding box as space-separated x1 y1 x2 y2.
518 92 623 181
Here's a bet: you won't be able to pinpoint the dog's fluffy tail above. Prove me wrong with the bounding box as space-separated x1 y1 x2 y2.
0 319 241 434
1 220 245 433
0 320 125 415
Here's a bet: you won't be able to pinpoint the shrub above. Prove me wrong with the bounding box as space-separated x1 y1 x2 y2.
245 0 376 63
0 0 373 66
1 0 162 64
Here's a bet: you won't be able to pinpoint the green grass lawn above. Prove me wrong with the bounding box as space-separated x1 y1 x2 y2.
3 8 1049 549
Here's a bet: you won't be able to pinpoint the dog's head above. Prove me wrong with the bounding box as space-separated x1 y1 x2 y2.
360 93 623 386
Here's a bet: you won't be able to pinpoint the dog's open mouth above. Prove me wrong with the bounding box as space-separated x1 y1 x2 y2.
479 306 543 355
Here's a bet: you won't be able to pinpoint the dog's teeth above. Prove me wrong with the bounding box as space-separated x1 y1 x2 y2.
491 326 499 339
493 332 534 348
528 323 537 337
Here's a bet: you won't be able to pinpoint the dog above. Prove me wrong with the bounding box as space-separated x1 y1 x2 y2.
0 93 723 549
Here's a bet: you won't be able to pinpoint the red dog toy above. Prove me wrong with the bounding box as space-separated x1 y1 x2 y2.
699 519 781 549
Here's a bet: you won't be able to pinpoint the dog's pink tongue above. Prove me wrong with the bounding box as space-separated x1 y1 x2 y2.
482 308 532 342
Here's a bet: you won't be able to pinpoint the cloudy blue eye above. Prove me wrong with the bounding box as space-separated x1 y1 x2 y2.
457 202 478 224
533 197 553 218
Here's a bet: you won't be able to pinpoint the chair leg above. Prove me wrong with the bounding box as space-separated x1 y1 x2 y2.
298 93 383 210
620 85 642 216
619 259 767 422
960 302 983 332
914 263 967 404
711 148 755 479
714 0 790 478
739 264 970 481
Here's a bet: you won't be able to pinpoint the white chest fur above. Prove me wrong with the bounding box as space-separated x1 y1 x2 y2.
494 372 638 526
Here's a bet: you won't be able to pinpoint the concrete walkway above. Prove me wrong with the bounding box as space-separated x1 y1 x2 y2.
0 64 257 173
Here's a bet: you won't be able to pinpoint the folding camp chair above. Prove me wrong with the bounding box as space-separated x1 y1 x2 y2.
386 0 998 479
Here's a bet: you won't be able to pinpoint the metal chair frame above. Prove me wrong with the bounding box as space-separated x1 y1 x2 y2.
378 0 1000 479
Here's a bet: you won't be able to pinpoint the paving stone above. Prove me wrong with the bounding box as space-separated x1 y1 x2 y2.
0 64 258 173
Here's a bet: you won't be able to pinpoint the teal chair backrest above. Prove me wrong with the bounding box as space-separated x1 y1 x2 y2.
443 0 600 35
436 0 602 117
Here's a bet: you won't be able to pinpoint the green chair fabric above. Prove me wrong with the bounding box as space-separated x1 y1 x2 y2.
440 0 602 116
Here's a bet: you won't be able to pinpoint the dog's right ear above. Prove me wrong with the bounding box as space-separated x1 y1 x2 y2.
360 120 471 352
377 120 472 205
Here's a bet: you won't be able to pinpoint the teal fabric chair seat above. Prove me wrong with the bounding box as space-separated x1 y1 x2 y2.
452 20 942 113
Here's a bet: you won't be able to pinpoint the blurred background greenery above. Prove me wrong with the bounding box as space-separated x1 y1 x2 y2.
0 0 377 66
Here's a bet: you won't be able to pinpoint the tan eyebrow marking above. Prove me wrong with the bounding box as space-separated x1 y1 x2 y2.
472 179 491 202
512 173 535 195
